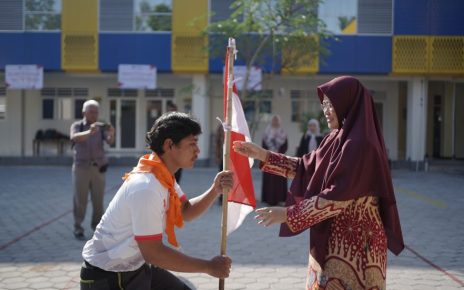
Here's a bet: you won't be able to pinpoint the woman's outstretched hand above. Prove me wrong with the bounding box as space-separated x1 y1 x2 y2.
255 207 287 227
232 141 268 162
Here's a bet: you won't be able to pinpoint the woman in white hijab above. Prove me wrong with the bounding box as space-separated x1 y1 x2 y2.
261 115 288 205
296 118 323 157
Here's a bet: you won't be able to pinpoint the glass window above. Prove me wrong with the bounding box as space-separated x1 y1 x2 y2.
74 99 86 119
146 100 162 132
318 0 357 34
134 0 172 32
42 99 54 119
57 98 72 120
259 100 271 114
25 0 61 31
318 0 392 35
244 100 256 122
0 96 6 120
454 83 464 159
243 95 272 122
291 98 303 122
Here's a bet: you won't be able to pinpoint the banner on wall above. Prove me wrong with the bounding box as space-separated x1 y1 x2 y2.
118 64 157 89
226 65 262 91
5 65 43 89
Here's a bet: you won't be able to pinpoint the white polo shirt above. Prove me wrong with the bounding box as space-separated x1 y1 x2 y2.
82 173 186 272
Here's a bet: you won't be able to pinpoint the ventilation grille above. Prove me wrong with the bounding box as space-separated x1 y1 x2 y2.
62 34 98 70
290 90 312 99
172 35 208 73
107 88 138 97
0 0 23 30
40 88 89 97
0 87 6 96
100 0 134 31
357 0 392 34
145 89 175 97
430 37 464 73
393 36 464 74
393 36 429 73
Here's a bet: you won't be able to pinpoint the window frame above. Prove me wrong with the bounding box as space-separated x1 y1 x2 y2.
24 0 62 32
0 87 6 120
133 0 172 33
40 88 88 120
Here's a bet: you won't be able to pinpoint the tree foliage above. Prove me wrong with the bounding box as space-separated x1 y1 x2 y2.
206 0 332 136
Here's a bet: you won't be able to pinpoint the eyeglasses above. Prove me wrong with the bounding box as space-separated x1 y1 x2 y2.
321 101 334 112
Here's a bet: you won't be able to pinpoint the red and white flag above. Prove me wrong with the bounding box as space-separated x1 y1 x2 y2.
223 49 256 235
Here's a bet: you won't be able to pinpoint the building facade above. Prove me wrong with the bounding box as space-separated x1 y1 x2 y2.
0 0 463 167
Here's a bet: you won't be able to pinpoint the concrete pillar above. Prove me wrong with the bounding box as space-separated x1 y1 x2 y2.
191 74 210 164
406 77 428 169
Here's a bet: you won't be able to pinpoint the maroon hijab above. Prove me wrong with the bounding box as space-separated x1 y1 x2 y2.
280 76 404 268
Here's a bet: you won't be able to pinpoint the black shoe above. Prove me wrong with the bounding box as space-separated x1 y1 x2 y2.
74 231 86 241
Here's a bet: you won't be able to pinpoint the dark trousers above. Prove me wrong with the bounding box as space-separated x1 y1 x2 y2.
80 261 192 290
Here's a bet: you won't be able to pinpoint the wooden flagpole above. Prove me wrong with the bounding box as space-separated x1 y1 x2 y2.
219 37 236 290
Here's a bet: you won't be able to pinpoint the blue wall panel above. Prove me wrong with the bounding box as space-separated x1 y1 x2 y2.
208 34 281 73
99 33 171 72
319 36 392 74
0 33 61 70
394 0 464 35
429 0 464 35
394 0 429 35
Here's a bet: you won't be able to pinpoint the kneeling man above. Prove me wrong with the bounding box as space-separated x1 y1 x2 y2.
81 112 232 290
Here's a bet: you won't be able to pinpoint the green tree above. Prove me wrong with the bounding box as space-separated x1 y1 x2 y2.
205 0 332 137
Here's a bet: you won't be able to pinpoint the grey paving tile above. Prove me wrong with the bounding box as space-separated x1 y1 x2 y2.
0 166 463 289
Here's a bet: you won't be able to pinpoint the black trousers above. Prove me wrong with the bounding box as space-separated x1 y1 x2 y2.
80 261 192 290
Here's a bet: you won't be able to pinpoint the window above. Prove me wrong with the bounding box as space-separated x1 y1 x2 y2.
42 99 54 119
318 0 357 34
0 87 6 119
243 90 273 122
318 0 392 35
74 99 86 119
41 87 88 120
290 90 321 122
134 0 172 32
25 0 61 31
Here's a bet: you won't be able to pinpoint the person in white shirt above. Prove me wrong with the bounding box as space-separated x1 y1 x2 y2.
81 112 232 290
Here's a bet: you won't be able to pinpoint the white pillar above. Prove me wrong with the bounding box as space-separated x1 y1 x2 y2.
191 74 210 163
406 77 428 163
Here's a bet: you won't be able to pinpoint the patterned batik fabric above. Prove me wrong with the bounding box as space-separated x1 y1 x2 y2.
261 152 388 290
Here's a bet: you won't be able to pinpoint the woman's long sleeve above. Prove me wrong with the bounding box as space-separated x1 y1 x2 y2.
286 196 351 233
259 151 299 179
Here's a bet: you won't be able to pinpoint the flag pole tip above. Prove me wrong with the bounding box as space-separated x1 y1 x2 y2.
228 38 236 47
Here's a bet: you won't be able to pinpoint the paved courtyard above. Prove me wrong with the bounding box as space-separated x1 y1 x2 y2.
0 165 463 289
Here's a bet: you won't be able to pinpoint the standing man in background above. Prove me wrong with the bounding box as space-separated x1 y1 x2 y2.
70 100 115 240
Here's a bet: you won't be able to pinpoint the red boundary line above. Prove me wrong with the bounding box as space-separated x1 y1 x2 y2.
406 245 464 287
0 183 121 251
0 210 71 251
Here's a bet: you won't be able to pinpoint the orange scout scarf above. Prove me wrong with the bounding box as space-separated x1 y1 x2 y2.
123 153 184 247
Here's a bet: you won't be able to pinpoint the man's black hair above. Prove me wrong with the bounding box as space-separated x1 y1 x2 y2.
146 112 202 155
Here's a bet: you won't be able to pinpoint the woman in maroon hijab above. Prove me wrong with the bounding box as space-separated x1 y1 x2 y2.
234 76 404 290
